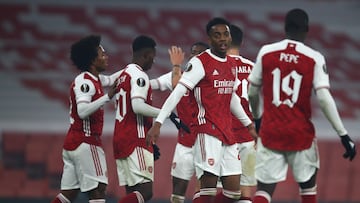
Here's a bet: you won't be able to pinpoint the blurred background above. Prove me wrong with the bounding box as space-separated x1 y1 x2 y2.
0 0 359 202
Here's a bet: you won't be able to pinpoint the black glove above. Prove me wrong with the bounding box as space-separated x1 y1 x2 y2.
341 134 356 161
169 112 190 134
254 118 262 133
152 144 160 161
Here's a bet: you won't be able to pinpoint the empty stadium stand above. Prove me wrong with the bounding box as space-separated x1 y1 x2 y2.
1 132 360 202
1 1 360 123
1 0 360 202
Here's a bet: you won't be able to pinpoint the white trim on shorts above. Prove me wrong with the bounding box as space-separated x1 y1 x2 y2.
255 138 320 184
193 133 242 179
171 143 195 180
60 143 108 192
116 146 154 187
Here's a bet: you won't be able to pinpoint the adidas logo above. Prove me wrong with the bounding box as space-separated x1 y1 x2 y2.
212 69 219 75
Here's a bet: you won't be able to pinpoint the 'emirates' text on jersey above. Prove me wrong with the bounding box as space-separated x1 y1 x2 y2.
64 72 104 150
113 64 153 159
248 39 330 151
179 49 238 145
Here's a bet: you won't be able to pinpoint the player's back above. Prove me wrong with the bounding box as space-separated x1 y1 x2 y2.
113 64 153 158
256 39 326 151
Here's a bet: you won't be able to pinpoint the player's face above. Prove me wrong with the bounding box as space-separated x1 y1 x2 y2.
190 45 208 58
208 24 231 58
93 45 108 72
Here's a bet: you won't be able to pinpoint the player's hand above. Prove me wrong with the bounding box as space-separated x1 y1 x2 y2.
146 122 161 146
169 112 190 133
340 134 356 161
247 123 258 142
152 144 161 161
168 46 185 67
107 79 119 99
254 117 262 133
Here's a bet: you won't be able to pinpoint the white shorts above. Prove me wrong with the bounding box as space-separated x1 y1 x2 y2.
193 133 241 179
61 143 108 192
116 147 154 187
255 138 320 184
238 140 257 186
171 143 195 180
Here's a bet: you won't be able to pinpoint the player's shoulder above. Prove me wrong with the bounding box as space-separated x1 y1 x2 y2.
125 63 148 76
230 55 254 66
297 43 325 62
74 71 97 84
73 72 96 93
259 40 288 53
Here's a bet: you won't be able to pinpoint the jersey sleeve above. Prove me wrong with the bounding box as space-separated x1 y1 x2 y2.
130 70 150 100
312 53 330 90
74 77 96 104
248 47 264 86
152 71 173 91
179 56 205 90
99 69 123 87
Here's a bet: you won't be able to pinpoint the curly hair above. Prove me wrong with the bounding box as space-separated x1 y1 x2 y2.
70 35 101 71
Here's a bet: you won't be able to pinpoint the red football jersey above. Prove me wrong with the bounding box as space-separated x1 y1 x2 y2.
231 55 254 143
180 50 238 145
249 39 330 151
113 64 153 159
64 72 104 150
176 90 197 147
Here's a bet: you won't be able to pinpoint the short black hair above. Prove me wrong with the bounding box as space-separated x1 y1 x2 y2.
285 8 309 33
230 24 243 46
191 41 210 49
206 17 230 35
70 35 101 71
132 35 156 52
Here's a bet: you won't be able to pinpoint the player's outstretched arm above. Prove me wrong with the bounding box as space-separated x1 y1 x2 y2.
132 98 160 118
77 80 117 119
147 122 161 146
99 69 123 87
231 93 257 141
316 88 356 161
168 46 185 88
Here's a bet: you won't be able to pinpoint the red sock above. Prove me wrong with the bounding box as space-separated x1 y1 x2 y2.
238 196 253 203
253 191 270 203
119 191 144 203
192 191 201 203
196 195 214 203
253 195 268 203
51 193 70 203
214 192 235 203
301 194 316 203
